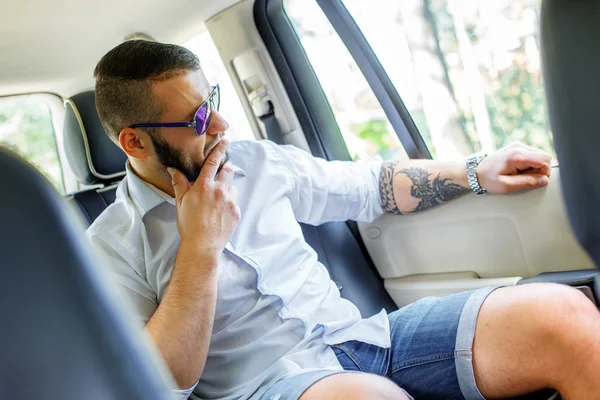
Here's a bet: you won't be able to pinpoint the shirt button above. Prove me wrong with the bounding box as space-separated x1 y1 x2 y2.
281 307 289 315
299 265 305 270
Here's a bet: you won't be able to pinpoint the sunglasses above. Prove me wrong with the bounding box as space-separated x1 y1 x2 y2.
129 84 220 136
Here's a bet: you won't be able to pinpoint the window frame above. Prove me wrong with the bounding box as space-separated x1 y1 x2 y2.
314 0 431 160
255 0 353 161
255 0 431 161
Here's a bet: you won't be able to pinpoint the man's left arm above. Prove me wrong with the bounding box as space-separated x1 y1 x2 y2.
380 142 553 215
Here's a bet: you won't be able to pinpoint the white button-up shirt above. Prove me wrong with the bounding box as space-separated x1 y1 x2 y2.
86 140 391 400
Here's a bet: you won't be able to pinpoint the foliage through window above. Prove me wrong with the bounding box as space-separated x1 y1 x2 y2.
0 97 65 193
285 0 409 162
342 0 553 160
286 0 553 161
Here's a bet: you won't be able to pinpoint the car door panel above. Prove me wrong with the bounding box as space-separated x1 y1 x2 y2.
359 168 595 307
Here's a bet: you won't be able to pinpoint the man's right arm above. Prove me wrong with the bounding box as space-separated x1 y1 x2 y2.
144 139 240 390
144 242 219 390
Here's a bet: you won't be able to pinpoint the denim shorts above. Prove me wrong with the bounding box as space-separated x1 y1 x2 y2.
259 286 498 400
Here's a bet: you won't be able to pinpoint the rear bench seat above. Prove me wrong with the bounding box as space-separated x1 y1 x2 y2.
61 90 398 318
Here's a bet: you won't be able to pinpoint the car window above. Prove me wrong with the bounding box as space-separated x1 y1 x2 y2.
184 31 255 142
0 96 66 194
340 0 553 160
284 0 409 162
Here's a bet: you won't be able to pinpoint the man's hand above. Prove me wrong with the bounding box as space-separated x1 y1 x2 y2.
477 142 553 194
168 138 241 263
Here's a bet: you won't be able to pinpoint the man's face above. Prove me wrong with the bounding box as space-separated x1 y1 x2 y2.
149 70 229 182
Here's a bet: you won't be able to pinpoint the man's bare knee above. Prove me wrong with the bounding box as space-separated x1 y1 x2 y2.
514 284 598 348
472 283 599 398
300 372 410 400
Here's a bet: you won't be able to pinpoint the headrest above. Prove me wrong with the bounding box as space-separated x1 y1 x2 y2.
63 91 127 186
540 0 600 269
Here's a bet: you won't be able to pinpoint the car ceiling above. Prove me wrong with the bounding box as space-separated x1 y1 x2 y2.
0 0 241 98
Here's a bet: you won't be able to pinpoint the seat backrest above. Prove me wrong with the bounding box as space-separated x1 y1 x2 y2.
0 146 174 400
540 0 600 296
301 223 397 316
63 90 397 315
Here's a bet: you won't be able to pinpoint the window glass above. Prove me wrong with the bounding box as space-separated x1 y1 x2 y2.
341 0 553 160
284 0 408 162
184 31 255 142
0 96 65 193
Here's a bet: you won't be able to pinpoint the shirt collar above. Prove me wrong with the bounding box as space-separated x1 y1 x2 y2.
126 161 246 217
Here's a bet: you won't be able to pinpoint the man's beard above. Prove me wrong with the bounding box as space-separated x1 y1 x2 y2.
151 134 226 183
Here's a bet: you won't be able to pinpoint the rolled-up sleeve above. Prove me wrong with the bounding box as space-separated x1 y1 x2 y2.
86 232 158 326
275 143 384 225
172 385 197 399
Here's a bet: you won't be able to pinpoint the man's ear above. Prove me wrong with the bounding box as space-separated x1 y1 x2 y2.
119 128 153 159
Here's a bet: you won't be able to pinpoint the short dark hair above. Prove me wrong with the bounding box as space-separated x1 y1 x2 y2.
94 40 201 140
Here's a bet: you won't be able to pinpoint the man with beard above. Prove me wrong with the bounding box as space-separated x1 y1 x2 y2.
87 40 600 400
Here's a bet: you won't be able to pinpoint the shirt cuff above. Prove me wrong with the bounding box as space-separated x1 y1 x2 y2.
364 156 385 221
172 382 197 400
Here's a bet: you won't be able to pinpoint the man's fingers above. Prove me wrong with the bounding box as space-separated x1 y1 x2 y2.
508 150 552 172
199 138 229 182
168 167 191 201
520 164 552 177
215 161 235 185
499 173 549 193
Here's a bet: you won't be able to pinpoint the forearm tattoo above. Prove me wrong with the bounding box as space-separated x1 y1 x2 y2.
380 161 402 214
379 163 469 214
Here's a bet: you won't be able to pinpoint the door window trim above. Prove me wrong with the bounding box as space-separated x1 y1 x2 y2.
254 0 351 161
315 0 431 159
255 0 431 160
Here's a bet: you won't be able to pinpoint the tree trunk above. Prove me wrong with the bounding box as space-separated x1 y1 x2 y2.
447 0 495 152
397 0 474 159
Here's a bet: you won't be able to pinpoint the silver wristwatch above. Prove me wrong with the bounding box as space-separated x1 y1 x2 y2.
466 152 488 195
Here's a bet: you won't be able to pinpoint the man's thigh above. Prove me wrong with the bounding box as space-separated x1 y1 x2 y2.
259 371 412 400
332 287 498 400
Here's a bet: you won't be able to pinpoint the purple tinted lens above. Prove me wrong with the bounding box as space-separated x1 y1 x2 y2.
194 102 210 136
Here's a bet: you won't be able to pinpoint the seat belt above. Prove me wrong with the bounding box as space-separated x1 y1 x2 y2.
257 100 284 145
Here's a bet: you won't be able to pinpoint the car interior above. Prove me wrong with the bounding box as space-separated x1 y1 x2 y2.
0 0 599 399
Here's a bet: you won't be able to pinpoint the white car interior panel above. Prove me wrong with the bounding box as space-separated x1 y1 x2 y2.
360 170 595 307
384 272 522 309
206 0 311 150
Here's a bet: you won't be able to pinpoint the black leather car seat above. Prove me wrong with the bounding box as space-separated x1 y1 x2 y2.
540 0 600 302
0 145 174 400
63 91 126 224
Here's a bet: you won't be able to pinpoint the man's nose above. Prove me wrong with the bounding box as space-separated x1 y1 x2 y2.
206 110 229 136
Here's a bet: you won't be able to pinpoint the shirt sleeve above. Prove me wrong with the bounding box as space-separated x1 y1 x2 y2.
172 385 198 399
86 231 158 327
274 143 385 225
